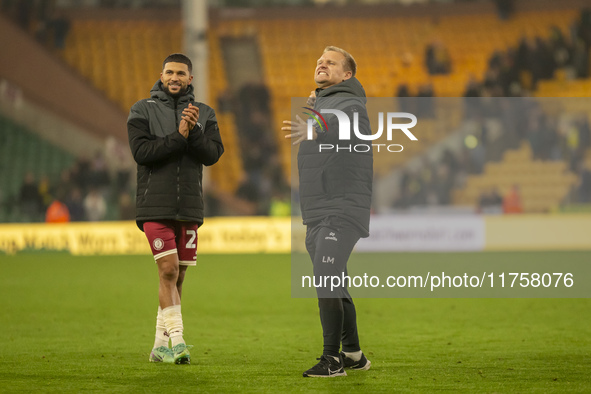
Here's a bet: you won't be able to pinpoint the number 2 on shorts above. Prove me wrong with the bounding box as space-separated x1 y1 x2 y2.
186 229 197 248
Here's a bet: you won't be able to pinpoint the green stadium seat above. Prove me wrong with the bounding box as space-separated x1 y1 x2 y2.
0 115 75 221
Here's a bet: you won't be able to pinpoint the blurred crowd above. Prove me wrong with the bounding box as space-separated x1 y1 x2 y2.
391 99 591 212
15 143 134 223
396 8 591 102
1 0 71 49
11 86 292 223
207 83 291 217
3 2 591 222
470 7 591 97
390 8 591 213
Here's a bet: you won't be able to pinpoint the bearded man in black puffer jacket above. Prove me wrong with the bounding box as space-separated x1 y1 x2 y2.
128 53 223 365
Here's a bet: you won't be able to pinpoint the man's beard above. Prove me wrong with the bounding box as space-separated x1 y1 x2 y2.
163 84 188 98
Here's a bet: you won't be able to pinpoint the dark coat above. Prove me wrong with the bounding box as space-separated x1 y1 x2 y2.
297 77 373 237
127 81 224 230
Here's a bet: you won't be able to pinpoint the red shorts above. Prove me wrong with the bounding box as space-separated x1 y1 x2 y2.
143 221 199 266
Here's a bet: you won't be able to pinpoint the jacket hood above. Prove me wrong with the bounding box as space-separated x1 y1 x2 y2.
150 80 195 106
316 77 366 102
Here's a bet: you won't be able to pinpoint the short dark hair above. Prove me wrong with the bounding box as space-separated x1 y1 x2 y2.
163 53 193 74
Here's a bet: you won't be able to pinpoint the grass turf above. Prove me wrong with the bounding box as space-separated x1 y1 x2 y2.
0 251 589 393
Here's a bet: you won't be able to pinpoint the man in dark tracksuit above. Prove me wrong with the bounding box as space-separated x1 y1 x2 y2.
128 53 223 365
283 46 373 377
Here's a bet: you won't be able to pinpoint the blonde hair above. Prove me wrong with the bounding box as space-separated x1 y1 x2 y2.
324 46 357 77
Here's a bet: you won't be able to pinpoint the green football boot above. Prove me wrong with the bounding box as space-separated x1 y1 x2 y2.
149 346 174 363
172 343 193 365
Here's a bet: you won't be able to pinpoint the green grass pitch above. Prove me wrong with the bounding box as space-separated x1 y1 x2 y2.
0 251 589 393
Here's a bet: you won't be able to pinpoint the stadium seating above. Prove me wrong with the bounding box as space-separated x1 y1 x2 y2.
535 78 591 98
253 9 579 177
207 29 245 193
62 20 243 193
62 20 182 112
59 8 579 183
58 6 586 202
453 143 578 212
0 115 75 221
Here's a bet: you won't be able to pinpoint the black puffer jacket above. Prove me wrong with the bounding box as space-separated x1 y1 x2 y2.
127 81 224 230
297 77 373 237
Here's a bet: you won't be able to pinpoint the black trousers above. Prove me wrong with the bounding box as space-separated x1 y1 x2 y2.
305 216 362 357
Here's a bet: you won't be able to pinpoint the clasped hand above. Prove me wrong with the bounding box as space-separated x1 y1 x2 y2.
179 103 199 138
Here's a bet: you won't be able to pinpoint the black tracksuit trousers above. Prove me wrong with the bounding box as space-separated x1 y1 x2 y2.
305 216 362 357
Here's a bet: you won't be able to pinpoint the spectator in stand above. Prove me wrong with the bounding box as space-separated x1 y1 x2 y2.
88 151 111 192
572 38 590 78
498 50 520 96
478 187 503 214
417 157 435 205
416 83 435 118
45 191 71 224
117 192 135 220
576 163 591 203
47 8 71 49
234 82 277 211
16 0 34 31
396 83 410 98
482 67 502 96
525 107 548 160
577 114 591 151
65 186 85 221
19 172 43 220
494 0 515 20
549 26 572 71
54 168 73 199
463 75 482 119
425 39 451 75
70 158 91 195
463 74 481 98
503 184 523 214
238 82 270 115
535 36 556 80
571 115 590 169
38 175 53 211
433 164 453 205
203 180 223 217
563 118 583 170
216 88 235 113
573 8 591 51
105 137 133 194
241 110 274 180
527 112 556 162
234 174 263 216
396 83 415 114
516 36 555 90
0 1 15 15
269 184 291 217
83 187 107 221
467 137 486 174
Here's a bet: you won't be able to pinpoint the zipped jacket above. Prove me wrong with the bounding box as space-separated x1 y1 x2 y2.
297 77 373 237
127 81 224 230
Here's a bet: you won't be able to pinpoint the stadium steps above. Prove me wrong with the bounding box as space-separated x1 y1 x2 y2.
453 143 578 213
207 30 244 194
